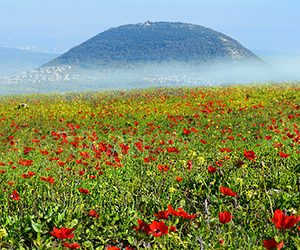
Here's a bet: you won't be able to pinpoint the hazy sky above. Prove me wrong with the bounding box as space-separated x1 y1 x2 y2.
0 0 299 54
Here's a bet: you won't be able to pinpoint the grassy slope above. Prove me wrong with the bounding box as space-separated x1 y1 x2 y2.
0 84 299 249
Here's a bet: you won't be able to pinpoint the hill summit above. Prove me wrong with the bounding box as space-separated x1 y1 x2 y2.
44 21 261 67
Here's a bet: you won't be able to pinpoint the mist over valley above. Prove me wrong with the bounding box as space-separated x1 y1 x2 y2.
0 22 299 95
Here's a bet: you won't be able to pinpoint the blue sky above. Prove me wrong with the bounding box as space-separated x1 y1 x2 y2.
0 0 299 53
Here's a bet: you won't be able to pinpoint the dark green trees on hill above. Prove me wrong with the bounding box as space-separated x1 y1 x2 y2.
44 22 261 67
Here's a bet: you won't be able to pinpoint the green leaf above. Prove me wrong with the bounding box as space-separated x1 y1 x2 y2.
127 236 135 245
31 220 42 233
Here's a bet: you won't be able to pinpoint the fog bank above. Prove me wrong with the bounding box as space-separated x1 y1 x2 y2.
0 58 299 96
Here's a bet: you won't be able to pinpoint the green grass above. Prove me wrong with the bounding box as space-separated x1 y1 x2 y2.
0 84 299 249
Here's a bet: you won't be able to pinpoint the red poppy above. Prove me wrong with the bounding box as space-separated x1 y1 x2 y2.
134 142 144 152
125 246 135 250
133 219 150 234
167 205 197 219
55 147 64 155
219 186 237 197
106 247 120 250
215 160 223 167
10 190 20 200
169 225 177 232
40 176 55 184
168 140 174 145
167 147 179 153
149 221 168 237
278 152 290 158
50 227 74 239
244 149 256 161
200 139 207 144
183 128 191 135
167 205 179 216
219 147 232 153
273 142 283 148
157 165 169 172
271 209 298 230
63 242 81 249
187 160 192 170
79 188 90 194
176 176 183 182
80 151 90 159
58 161 66 166
89 209 99 218
263 238 284 250
208 166 217 174
120 143 130 155
218 211 233 224
78 170 85 175
154 210 170 219
23 146 34 155
177 207 197 219
18 159 33 166
21 171 35 179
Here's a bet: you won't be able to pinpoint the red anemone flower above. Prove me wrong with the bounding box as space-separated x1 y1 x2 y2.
208 166 217 174
89 209 99 218
177 207 197 219
106 247 120 250
157 164 169 172
125 246 135 250
149 221 168 237
167 205 197 219
167 147 179 153
167 205 179 216
218 211 233 224
10 190 20 200
219 186 237 197
169 225 177 232
40 176 55 184
154 210 170 219
176 176 183 182
18 159 33 166
79 188 90 194
244 149 256 162
263 238 284 250
133 219 150 234
187 160 192 170
63 242 81 249
271 209 298 230
183 128 192 135
50 227 74 239
200 139 207 144
278 152 290 158
21 171 35 179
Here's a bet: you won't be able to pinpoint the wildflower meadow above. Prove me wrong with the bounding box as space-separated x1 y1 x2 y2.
0 84 299 249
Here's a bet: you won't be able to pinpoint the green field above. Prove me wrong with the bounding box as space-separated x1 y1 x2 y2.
0 84 299 249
